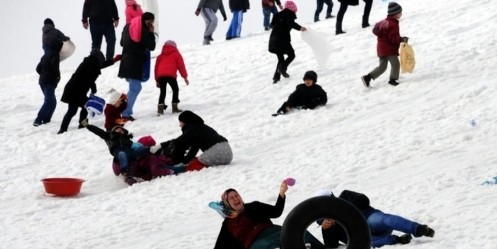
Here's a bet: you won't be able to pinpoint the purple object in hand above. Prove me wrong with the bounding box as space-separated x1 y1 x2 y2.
285 177 296 186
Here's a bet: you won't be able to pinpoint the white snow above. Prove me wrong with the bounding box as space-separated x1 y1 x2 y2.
2 0 497 248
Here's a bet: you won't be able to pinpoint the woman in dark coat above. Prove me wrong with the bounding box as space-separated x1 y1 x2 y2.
268 1 306 84
118 12 156 121
58 49 115 134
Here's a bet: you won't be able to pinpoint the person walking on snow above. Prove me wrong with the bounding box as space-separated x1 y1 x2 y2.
34 18 69 127
361 2 408 88
268 1 306 84
195 0 228 45
226 0 250 40
262 0 282 31
82 0 120 61
154 40 189 115
315 0 334 22
335 0 372 35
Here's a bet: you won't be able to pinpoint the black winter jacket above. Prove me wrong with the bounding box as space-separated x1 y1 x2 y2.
287 83 327 109
229 0 250 12
161 123 228 164
42 24 69 51
61 55 113 106
118 23 156 80
87 124 133 155
268 9 301 54
36 50 61 86
82 0 119 25
214 195 285 249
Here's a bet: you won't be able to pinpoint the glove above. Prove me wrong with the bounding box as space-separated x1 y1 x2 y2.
401 36 409 43
113 54 122 62
195 9 200 16
150 145 162 154
80 118 89 128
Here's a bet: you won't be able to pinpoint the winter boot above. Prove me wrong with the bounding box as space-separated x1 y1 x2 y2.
388 79 399 86
415 225 435 237
361 74 372 88
172 103 182 113
157 104 166 116
396 234 412 245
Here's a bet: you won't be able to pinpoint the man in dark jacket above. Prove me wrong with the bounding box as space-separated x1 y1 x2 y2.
82 0 120 61
268 1 306 84
273 70 327 116
226 0 250 40
33 18 68 127
118 12 157 121
318 190 435 248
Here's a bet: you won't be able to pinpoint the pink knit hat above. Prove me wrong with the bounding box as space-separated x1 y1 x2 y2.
125 0 137 6
284 1 298 13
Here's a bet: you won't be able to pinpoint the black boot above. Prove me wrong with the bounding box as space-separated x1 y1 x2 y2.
361 74 372 88
396 234 412 245
388 79 399 86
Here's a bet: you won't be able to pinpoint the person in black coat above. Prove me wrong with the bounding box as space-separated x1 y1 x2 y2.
213 181 325 249
118 12 157 121
268 0 306 84
273 70 327 116
150 110 233 173
33 18 68 127
58 49 117 134
335 0 373 35
317 190 435 248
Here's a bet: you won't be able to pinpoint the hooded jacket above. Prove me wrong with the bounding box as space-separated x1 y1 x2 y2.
42 24 69 51
154 44 188 81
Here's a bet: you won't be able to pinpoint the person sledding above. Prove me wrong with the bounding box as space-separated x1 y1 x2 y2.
80 119 149 185
272 70 327 116
150 110 233 174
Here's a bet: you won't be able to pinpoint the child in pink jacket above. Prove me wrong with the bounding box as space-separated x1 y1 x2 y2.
154 40 189 115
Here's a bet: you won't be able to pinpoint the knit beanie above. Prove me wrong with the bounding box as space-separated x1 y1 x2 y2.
178 110 204 125
284 1 298 13
44 18 54 26
107 89 122 105
387 2 402 16
165 40 177 47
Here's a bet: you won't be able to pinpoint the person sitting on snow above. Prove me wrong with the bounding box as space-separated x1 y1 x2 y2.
104 89 128 131
273 70 327 116
81 119 149 185
150 110 233 173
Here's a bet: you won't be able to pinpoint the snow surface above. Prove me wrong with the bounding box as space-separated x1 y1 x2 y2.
2 0 497 248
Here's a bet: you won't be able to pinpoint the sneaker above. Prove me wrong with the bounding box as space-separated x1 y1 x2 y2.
361 74 372 88
396 234 412 244
277 68 290 78
33 122 42 127
57 130 66 134
326 15 335 19
416 225 435 237
314 18 320 22
123 116 135 122
388 79 399 86
273 78 280 84
336 30 346 35
208 35 214 41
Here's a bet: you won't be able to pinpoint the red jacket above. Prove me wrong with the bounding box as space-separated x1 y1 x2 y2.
373 16 401 57
154 44 188 81
104 103 127 131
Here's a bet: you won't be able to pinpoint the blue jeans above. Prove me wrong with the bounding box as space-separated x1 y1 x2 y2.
123 78 143 117
226 10 243 38
263 6 278 29
35 83 57 124
114 143 149 171
367 210 421 248
249 225 325 249
89 22 116 61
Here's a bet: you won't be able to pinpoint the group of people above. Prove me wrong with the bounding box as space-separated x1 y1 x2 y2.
213 183 435 248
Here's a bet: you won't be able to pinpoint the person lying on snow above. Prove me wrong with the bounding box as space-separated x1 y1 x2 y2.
272 70 327 116
81 119 173 185
150 110 233 174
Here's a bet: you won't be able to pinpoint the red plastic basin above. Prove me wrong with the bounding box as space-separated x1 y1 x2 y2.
41 178 85 196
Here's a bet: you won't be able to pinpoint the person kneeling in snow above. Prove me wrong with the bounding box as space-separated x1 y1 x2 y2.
81 119 149 185
150 110 233 174
273 70 327 116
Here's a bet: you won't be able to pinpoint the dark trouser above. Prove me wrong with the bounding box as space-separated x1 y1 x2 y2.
35 83 57 124
273 50 295 80
89 22 116 61
315 0 333 20
362 0 373 26
336 3 348 32
157 76 180 104
59 103 88 133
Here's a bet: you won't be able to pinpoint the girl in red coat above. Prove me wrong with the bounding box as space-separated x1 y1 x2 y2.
361 2 408 88
154 40 189 115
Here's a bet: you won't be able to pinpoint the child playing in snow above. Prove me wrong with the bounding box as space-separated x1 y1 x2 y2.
154 40 189 115
273 70 327 116
104 89 128 131
361 2 408 88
